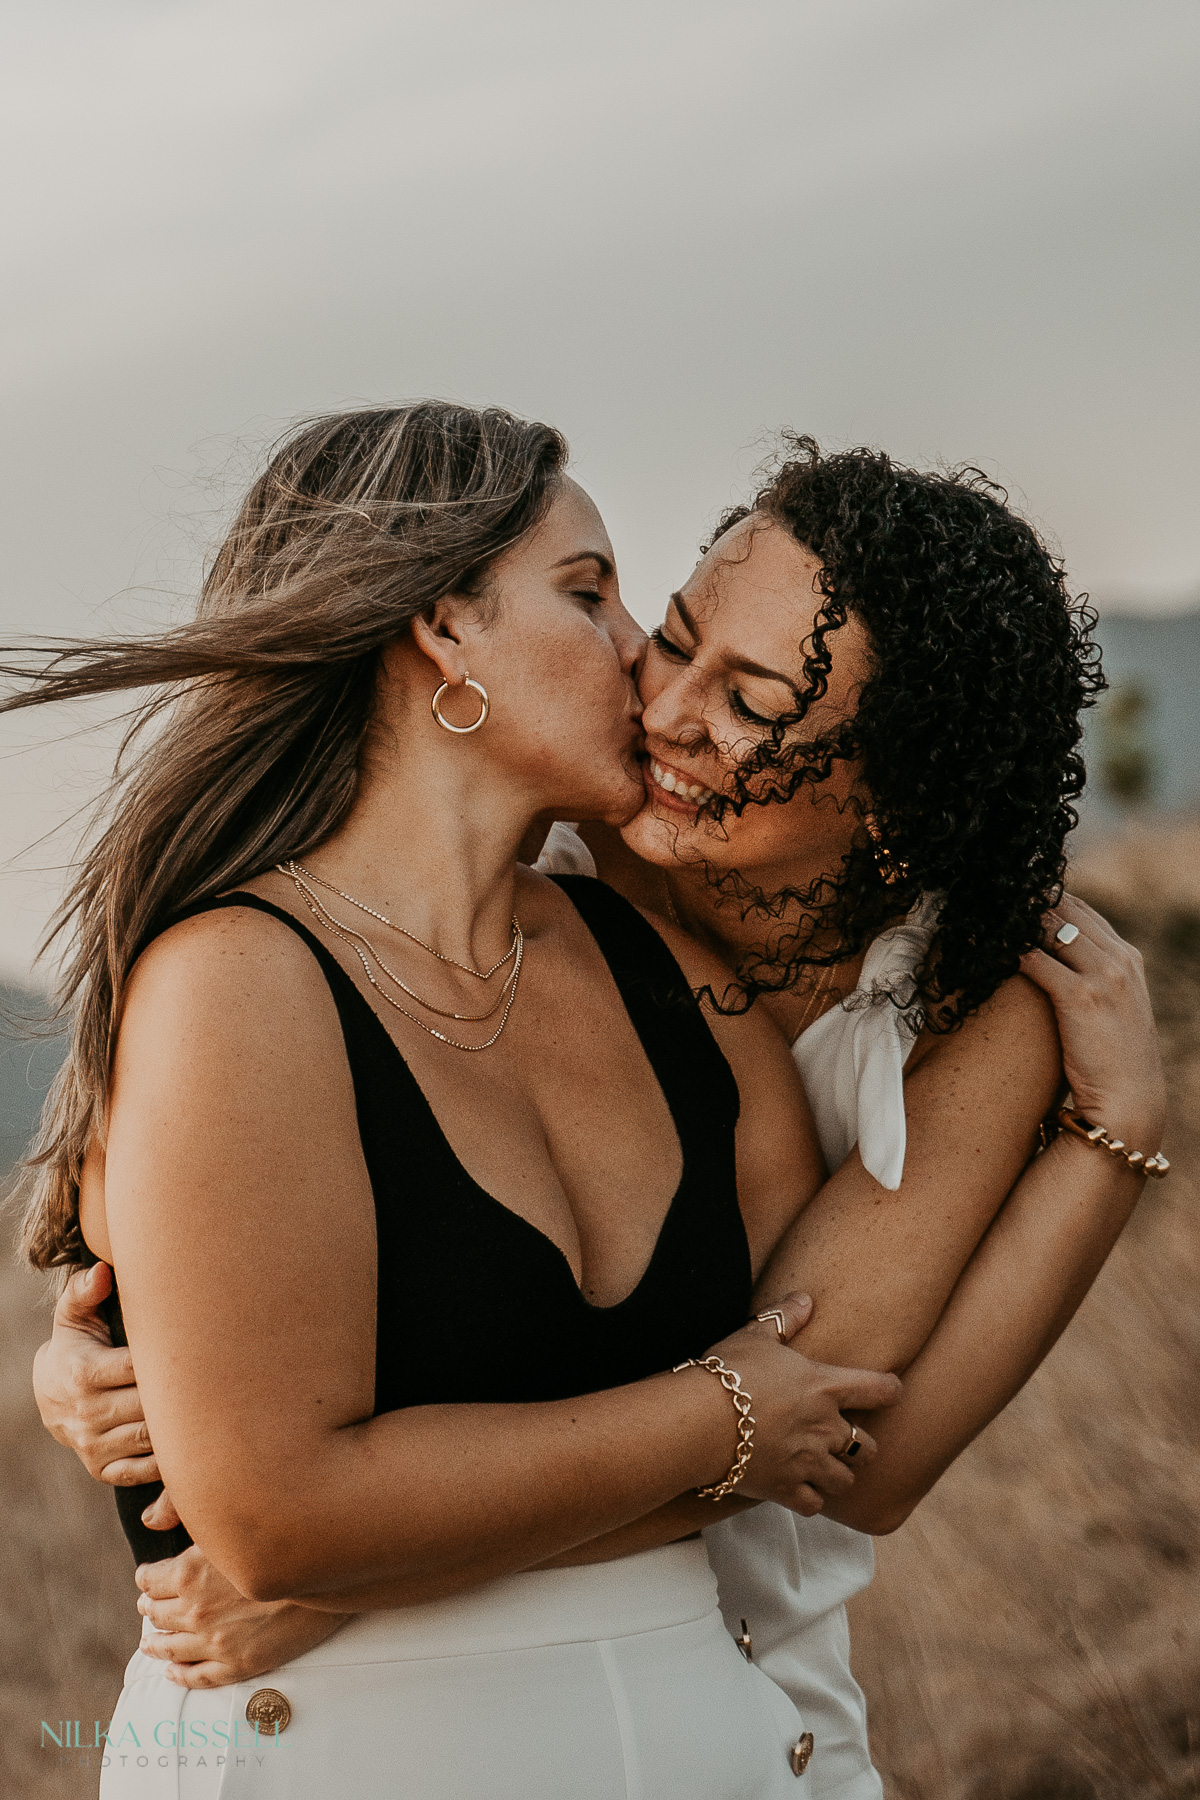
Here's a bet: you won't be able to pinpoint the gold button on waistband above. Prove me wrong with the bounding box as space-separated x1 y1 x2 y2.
245 1688 292 1735
735 1618 753 1662
791 1732 814 1776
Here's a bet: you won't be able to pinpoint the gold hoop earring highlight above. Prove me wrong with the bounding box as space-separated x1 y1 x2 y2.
431 675 489 735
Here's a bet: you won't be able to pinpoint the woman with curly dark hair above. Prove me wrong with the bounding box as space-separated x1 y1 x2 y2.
31 432 1165 1800
632 435 1105 1033
563 438 1162 1798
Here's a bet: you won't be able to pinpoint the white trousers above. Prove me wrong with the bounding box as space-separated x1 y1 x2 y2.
98 1541 811 1799
707 1509 883 1800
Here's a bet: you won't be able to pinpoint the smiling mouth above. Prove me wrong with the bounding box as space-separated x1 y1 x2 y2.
645 757 716 808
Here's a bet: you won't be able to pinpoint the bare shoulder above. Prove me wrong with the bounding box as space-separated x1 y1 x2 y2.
522 859 804 1100
911 971 1057 1066
114 900 354 1131
123 899 338 1035
630 900 804 1093
978 969 1059 1045
104 900 366 1250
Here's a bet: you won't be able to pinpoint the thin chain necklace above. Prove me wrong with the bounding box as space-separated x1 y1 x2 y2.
664 870 840 1044
286 868 518 1023
290 859 518 981
789 960 839 1043
664 871 840 1041
279 862 525 1052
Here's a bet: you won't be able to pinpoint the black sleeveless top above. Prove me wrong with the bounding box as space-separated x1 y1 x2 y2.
108 874 751 1561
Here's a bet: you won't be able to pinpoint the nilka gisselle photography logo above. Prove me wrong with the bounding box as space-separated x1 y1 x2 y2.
41 1713 286 1775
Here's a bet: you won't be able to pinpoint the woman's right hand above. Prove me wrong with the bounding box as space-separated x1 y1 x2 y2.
1019 892 1166 1151
136 1547 349 1688
696 1291 902 1514
33 1262 162 1486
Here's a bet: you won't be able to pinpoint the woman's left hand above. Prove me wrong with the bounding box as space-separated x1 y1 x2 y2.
136 1547 350 1688
1019 892 1166 1151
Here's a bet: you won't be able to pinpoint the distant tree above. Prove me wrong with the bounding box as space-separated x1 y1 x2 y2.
1097 680 1157 804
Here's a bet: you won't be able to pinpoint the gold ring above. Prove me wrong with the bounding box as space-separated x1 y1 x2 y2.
838 1424 863 1459
1054 922 1080 948
756 1308 787 1342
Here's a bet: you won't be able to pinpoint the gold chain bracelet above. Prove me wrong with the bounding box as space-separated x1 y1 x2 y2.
1056 1104 1170 1179
673 1354 756 1500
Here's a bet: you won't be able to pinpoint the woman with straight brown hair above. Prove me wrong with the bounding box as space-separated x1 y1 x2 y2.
5 400 903 1800
18 412 1165 1799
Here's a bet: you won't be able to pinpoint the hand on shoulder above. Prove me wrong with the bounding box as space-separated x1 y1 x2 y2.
1018 892 1165 1149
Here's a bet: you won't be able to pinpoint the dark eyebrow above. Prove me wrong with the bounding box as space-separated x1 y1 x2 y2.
669 591 803 698
552 550 615 580
669 592 699 637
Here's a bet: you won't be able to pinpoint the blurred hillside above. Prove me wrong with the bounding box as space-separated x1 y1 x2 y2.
1084 608 1200 820
853 816 1200 1798
0 988 65 1173
1 992 131 1800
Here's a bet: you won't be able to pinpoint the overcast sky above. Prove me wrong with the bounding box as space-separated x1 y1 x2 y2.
1 0 1198 980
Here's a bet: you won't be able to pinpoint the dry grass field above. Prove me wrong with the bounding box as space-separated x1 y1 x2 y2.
854 821 1200 1799
1 1228 134 1795
2 820 1197 1799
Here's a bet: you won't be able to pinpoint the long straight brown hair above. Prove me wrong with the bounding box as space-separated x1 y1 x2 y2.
2 401 568 1272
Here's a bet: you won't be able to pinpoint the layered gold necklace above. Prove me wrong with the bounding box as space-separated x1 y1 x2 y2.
279 860 524 1052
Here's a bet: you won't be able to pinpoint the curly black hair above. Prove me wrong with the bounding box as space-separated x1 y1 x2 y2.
700 435 1106 1031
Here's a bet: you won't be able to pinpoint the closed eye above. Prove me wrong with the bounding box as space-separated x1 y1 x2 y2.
729 691 780 728
654 626 780 726
650 626 689 659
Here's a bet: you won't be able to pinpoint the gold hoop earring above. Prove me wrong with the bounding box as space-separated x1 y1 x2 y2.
431 675 489 735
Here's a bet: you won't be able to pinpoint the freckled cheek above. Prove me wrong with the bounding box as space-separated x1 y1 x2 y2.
512 621 597 701
517 647 628 758
739 784 854 862
577 634 638 731
709 804 780 862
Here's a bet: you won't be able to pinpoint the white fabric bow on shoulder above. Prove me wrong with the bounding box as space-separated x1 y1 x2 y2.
792 896 939 1191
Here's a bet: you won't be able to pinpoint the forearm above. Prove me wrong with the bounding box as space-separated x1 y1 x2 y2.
172 1370 733 1605
300 1495 758 1609
754 985 1061 1377
825 1133 1144 1533
753 1145 1034 1378
530 1493 758 1571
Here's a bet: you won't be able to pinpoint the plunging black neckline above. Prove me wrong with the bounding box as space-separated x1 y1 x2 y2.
292 898 690 1315
106 871 753 1563
388 1028 690 1312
